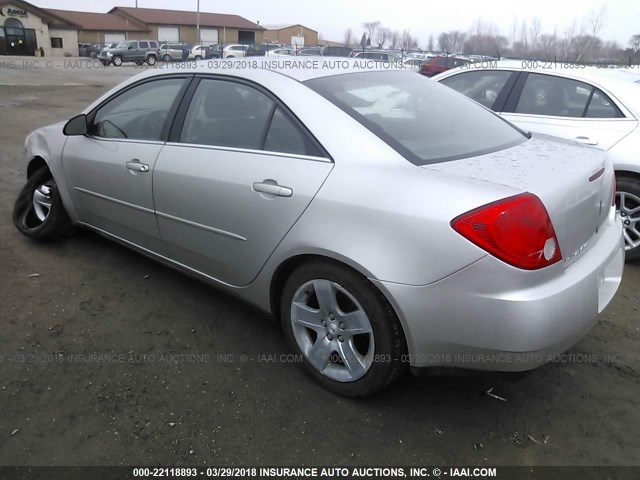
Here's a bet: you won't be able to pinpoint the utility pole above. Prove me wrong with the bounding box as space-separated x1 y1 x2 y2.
196 0 200 44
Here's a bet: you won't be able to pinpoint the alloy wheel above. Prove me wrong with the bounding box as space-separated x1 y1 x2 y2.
29 180 54 226
290 279 375 382
616 191 640 251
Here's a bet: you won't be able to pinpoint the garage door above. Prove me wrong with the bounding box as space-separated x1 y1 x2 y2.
291 35 305 47
200 28 219 44
104 33 126 44
158 27 179 43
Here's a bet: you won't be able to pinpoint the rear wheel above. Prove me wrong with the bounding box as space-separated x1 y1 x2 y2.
146 55 157 66
616 175 640 261
13 167 73 241
280 261 407 396
194 55 203 61
163 54 171 62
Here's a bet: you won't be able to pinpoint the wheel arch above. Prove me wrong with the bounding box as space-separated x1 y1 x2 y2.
268 253 405 339
615 169 640 182
27 156 49 178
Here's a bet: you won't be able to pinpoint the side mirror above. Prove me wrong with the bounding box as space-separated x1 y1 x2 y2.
63 114 88 136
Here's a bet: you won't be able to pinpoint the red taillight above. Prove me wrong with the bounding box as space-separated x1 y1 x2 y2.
451 193 562 270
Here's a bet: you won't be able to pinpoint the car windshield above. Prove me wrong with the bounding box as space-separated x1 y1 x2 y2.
116 42 129 48
305 70 526 165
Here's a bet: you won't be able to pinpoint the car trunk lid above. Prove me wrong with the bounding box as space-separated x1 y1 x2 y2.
423 133 614 268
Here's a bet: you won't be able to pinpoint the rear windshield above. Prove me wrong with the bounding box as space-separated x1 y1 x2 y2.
305 70 526 165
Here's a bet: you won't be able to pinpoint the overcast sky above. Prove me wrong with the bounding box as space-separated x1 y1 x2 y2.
33 0 639 48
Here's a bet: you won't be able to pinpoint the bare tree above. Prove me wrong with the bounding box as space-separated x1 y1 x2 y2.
375 27 390 48
427 34 434 51
631 34 640 52
529 17 542 49
362 21 381 43
588 5 607 37
389 30 401 49
438 30 466 53
343 28 354 47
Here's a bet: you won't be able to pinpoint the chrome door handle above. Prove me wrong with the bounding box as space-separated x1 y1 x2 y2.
126 159 149 172
252 182 293 197
575 136 598 146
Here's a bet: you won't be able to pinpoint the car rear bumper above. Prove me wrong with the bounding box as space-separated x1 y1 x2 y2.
373 211 624 371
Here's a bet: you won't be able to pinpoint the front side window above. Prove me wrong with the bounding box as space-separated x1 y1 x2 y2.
305 70 526 166
139 41 149 49
440 70 512 109
91 78 186 141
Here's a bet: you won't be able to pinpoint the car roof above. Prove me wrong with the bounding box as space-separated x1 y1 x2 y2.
137 57 404 82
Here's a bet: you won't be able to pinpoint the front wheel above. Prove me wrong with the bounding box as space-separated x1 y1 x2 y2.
194 55 202 61
280 261 407 396
112 55 122 66
163 54 171 62
13 167 73 241
616 175 640 261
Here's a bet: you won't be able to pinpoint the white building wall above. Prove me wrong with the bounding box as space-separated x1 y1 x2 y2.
2 4 78 56
48 28 79 57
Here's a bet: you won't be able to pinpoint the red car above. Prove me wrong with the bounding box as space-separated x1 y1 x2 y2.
419 56 470 77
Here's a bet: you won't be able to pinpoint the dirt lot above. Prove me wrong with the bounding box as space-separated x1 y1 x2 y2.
0 58 639 469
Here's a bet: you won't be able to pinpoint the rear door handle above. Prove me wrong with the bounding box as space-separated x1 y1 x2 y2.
575 136 598 146
252 182 293 197
126 159 149 173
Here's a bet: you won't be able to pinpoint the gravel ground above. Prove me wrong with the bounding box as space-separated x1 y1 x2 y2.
0 58 639 470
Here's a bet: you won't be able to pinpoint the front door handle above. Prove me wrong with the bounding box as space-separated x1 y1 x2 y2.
252 181 293 197
575 136 599 146
126 159 149 173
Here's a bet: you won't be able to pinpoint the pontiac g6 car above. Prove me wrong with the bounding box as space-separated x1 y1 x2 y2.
13 61 624 396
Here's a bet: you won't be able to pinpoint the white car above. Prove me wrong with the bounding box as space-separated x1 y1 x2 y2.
266 48 297 57
223 44 249 58
402 57 425 72
187 45 208 60
434 61 640 259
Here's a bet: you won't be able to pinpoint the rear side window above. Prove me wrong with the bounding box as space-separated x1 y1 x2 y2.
264 108 323 156
305 70 525 166
516 73 624 118
440 70 512 109
516 74 591 117
586 89 623 118
180 79 273 149
150 42 158 48
179 79 325 157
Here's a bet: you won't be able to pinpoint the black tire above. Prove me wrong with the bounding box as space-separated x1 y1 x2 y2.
194 55 202 61
280 260 407 396
163 54 171 62
112 55 122 66
616 175 640 261
146 55 157 66
13 167 73 241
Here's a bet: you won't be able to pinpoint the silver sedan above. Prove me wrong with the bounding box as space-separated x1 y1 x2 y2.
13 62 624 396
